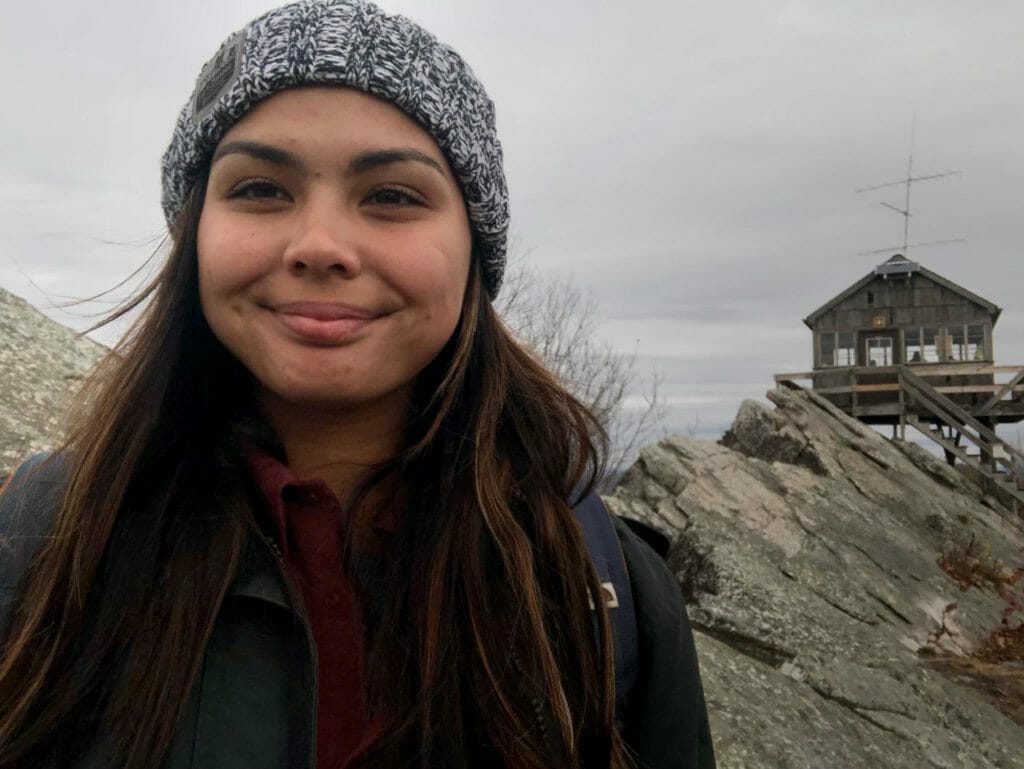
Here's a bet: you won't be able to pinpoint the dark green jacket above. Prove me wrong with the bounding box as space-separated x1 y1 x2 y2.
0 455 714 768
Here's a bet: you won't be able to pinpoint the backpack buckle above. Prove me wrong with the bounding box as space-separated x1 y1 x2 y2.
589 581 619 610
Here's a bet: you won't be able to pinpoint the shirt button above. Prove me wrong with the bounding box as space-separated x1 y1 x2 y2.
327 590 342 606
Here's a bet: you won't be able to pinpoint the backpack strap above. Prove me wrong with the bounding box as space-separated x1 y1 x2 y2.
571 491 639 730
0 453 65 641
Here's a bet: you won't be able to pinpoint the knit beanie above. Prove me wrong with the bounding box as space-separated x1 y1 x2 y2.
161 0 509 296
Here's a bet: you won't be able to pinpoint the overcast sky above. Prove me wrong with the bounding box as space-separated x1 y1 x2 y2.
2 0 1022 446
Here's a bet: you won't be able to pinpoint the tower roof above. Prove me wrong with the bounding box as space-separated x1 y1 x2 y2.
803 255 1001 328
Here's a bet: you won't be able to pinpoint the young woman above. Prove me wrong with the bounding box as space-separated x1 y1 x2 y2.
0 2 714 767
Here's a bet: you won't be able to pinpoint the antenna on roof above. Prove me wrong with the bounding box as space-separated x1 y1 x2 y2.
855 238 965 257
855 114 962 256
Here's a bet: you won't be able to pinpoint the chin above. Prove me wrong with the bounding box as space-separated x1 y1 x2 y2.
264 375 412 414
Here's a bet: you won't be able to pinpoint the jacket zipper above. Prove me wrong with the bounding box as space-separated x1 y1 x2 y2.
252 527 320 769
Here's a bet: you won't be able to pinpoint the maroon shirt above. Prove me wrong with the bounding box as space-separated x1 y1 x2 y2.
248 451 368 769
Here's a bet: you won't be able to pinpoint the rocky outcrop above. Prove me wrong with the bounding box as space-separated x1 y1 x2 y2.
607 386 1024 769
0 288 106 475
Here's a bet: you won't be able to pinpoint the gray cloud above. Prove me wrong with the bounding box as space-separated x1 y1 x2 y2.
2 0 1022 445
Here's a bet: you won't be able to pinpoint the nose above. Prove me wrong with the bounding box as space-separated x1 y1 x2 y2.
282 204 362 278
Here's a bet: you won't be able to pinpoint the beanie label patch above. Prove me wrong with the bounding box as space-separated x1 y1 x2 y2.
192 29 247 122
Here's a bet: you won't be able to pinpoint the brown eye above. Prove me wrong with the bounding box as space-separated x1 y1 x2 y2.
230 179 289 201
365 186 424 206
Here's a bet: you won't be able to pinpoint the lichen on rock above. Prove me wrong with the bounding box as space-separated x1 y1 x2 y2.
0 288 106 476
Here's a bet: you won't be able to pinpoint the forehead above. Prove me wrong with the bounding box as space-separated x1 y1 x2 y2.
217 86 451 168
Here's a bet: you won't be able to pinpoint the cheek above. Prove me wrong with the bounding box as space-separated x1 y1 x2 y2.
394 222 471 307
402 248 469 329
377 236 469 373
196 211 269 304
195 211 221 322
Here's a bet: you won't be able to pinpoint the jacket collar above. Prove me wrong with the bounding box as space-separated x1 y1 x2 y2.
228 526 294 611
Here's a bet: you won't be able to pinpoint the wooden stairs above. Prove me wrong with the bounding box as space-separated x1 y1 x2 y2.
899 366 1024 516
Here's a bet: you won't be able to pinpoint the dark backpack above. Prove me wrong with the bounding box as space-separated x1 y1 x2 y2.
571 491 639 729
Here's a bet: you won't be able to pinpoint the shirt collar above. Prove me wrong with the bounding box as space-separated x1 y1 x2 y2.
246 448 304 558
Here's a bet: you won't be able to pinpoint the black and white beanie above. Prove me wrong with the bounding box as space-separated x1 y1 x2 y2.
161 0 509 296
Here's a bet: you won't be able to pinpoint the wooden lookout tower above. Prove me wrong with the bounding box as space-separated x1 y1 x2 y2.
776 254 1024 515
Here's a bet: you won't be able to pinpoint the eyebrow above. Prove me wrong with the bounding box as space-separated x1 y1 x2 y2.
211 140 305 171
347 148 446 178
211 140 447 179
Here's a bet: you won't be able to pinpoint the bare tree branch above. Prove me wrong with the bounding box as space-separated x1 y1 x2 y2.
496 256 666 490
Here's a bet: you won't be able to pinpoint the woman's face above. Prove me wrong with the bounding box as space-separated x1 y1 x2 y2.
197 86 473 413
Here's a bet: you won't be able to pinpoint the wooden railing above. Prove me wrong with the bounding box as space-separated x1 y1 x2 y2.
977 368 1024 416
774 363 1024 402
775 362 1024 380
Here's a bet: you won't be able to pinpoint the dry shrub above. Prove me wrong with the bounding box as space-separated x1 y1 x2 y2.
937 532 1024 662
937 533 1015 592
975 574 1024 663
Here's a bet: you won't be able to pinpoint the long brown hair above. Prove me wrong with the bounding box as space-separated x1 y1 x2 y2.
0 169 632 768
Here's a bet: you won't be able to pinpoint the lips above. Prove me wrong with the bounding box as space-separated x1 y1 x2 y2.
268 301 385 344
